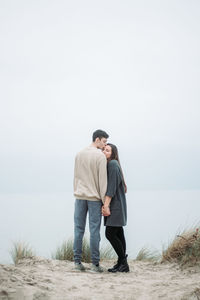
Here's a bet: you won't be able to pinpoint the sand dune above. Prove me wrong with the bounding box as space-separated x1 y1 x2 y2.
0 257 200 300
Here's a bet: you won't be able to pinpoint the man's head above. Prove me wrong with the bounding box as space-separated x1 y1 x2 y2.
92 129 109 149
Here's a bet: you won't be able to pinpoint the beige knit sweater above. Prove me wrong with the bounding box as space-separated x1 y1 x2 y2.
73 146 107 201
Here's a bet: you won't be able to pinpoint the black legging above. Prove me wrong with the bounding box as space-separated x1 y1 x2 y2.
105 226 126 260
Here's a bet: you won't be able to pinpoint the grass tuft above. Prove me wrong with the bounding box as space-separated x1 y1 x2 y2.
52 237 74 261
100 244 116 260
82 237 91 263
136 247 160 262
52 236 116 262
52 236 91 263
162 227 200 266
10 241 35 265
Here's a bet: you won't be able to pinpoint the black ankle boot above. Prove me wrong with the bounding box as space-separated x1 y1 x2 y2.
108 258 120 272
117 255 129 273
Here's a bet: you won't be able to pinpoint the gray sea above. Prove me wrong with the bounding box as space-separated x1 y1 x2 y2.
1 189 200 264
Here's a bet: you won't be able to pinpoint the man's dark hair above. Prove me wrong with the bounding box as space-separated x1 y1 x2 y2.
92 129 109 142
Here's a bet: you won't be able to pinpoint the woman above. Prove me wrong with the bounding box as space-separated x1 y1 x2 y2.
102 143 129 273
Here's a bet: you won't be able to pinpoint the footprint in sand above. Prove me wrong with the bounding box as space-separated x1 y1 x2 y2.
68 285 78 291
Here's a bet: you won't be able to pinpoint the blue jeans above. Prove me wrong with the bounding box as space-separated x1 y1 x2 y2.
73 199 102 265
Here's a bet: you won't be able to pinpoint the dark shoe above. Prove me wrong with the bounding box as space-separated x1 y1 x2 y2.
117 256 129 273
108 260 120 273
108 254 129 273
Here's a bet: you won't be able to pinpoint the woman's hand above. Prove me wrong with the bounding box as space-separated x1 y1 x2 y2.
102 205 111 216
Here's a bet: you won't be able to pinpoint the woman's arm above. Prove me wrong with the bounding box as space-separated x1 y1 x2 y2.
105 161 121 198
102 161 121 216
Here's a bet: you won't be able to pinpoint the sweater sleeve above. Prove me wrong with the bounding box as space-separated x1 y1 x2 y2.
98 154 107 202
106 161 122 198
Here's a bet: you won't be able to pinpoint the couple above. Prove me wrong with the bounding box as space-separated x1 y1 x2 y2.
73 129 129 273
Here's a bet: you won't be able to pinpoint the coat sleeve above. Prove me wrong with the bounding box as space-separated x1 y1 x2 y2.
105 161 122 198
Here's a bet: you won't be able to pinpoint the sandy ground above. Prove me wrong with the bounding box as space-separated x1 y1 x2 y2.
0 257 200 300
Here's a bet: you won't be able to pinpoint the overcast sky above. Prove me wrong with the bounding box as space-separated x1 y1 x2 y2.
0 0 200 193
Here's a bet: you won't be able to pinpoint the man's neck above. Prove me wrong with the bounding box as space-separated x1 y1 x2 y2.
90 143 98 148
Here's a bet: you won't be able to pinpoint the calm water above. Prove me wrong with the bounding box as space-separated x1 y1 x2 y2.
0 190 200 264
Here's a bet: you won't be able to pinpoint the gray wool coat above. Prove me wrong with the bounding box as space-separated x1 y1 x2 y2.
104 160 127 227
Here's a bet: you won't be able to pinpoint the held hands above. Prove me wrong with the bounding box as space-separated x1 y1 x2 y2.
102 205 111 217
102 196 112 216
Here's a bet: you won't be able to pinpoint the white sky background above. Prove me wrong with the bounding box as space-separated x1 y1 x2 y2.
0 0 200 193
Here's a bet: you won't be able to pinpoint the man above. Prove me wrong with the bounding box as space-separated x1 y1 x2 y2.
73 129 109 272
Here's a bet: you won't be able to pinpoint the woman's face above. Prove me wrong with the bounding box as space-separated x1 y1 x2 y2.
103 145 112 160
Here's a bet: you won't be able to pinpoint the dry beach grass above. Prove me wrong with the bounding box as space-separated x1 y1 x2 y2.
162 227 200 266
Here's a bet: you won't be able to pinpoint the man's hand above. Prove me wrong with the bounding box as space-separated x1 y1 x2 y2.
102 205 111 216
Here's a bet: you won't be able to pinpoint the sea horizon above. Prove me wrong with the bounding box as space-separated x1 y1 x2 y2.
1 189 200 264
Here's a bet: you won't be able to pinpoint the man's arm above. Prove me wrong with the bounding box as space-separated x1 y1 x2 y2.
98 154 107 202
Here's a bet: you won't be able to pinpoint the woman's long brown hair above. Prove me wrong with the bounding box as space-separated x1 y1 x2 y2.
106 143 127 193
